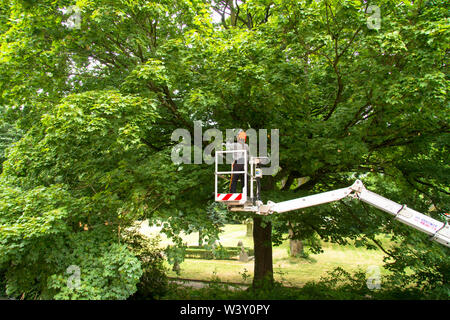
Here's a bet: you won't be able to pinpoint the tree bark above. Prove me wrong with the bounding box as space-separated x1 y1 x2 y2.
198 229 203 247
246 221 253 237
252 216 273 288
288 228 304 257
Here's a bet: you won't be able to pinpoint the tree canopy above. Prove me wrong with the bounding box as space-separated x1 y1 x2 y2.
0 0 448 299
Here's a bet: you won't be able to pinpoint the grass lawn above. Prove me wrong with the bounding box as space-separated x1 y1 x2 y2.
139 221 389 287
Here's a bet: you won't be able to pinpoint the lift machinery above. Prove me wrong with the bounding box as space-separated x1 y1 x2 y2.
214 150 450 248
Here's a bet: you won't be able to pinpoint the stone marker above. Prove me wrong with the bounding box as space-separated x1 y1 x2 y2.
239 246 249 262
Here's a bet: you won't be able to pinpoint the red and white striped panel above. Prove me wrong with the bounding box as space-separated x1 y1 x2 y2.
216 193 243 201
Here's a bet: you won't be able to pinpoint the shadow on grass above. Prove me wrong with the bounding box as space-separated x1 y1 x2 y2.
278 255 317 265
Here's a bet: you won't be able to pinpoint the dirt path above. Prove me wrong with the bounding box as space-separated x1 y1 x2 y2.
169 277 249 291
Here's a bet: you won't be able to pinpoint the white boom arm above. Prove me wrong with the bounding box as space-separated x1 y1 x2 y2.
260 180 450 248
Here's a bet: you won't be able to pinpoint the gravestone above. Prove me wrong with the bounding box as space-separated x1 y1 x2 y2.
239 246 249 262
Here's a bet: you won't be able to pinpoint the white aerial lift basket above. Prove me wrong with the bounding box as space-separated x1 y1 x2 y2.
214 149 247 205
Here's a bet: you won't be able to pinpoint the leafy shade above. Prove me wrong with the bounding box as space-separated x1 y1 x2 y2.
0 90 161 299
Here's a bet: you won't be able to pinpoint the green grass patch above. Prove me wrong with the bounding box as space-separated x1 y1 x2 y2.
139 222 390 287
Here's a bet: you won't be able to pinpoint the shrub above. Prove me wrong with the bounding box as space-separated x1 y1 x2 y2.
0 268 6 298
122 230 168 300
162 266 449 300
46 239 143 300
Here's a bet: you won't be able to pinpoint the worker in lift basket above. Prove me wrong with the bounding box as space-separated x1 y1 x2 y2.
227 130 250 194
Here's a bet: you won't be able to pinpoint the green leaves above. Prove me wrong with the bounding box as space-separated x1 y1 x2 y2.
0 90 163 299
0 0 448 298
0 185 72 249
46 239 142 300
0 115 22 171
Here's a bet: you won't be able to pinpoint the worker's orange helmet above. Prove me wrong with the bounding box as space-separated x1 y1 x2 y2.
237 131 247 141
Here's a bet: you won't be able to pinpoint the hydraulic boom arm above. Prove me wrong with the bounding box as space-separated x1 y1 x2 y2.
260 180 450 248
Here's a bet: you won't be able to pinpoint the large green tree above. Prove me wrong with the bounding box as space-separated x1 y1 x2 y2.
0 0 448 298
193 0 449 289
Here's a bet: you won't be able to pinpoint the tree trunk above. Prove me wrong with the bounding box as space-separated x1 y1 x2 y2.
198 229 203 247
246 221 253 237
288 228 303 257
252 216 273 288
